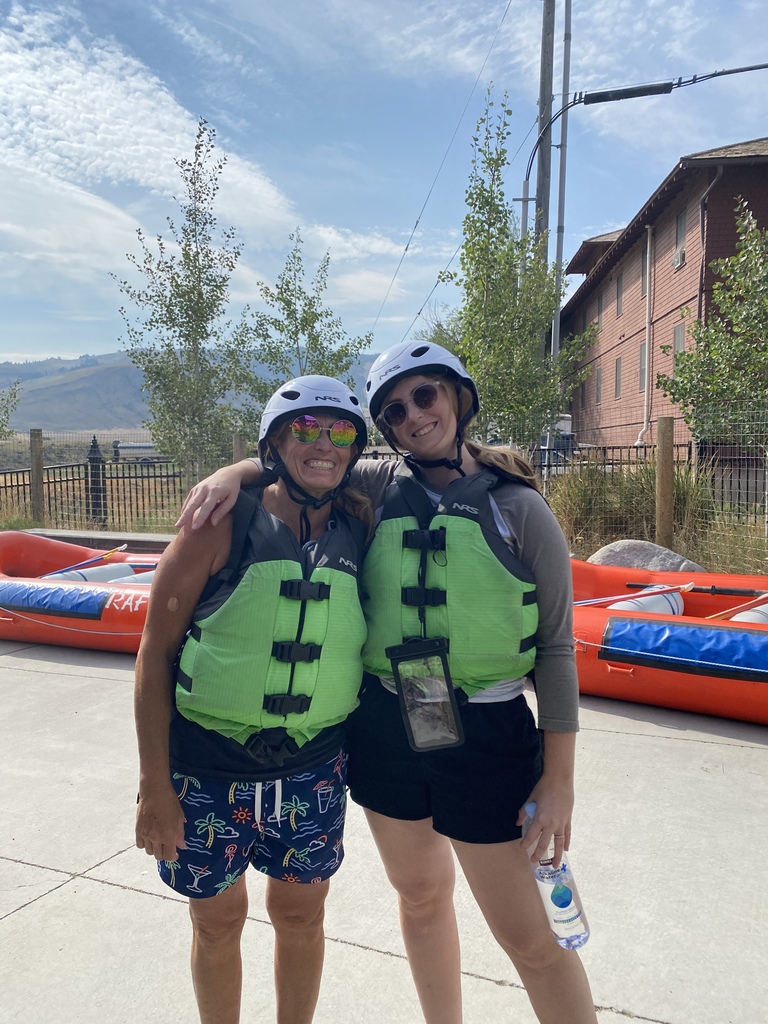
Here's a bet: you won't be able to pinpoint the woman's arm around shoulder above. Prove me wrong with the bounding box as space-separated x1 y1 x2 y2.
176 459 262 530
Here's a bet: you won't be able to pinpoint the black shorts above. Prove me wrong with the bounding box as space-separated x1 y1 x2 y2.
346 675 543 844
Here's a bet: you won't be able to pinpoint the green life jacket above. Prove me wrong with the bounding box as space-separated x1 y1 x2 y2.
176 488 367 755
361 465 538 696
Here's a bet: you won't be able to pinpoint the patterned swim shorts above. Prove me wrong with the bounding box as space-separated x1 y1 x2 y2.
158 749 347 898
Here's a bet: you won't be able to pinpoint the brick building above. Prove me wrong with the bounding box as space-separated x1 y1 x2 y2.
560 139 768 446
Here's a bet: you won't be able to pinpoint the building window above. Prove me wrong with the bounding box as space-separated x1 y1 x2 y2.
674 209 687 268
580 380 586 409
641 248 648 297
615 357 622 399
639 342 646 392
673 322 685 375
595 366 602 405
597 292 603 330
616 273 623 317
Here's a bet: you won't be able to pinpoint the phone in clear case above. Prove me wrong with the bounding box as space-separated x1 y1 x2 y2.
385 637 465 752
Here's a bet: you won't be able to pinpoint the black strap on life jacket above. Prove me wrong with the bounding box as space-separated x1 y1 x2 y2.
393 474 449 633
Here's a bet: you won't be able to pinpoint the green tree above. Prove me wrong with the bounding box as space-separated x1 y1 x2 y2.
0 381 21 440
114 119 255 477
657 199 768 443
435 89 588 445
245 229 371 398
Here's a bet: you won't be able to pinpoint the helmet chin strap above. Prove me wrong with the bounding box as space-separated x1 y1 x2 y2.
403 442 466 476
268 449 349 546
388 381 471 478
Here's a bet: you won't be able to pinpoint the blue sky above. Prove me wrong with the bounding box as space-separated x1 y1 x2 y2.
1 0 767 363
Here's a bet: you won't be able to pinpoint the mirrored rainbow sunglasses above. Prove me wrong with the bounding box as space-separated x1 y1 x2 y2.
290 415 357 448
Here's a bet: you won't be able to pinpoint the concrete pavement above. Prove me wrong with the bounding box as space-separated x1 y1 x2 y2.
1 637 766 1023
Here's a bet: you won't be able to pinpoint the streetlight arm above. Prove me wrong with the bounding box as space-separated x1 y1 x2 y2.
583 81 674 105
525 95 582 182
524 61 768 186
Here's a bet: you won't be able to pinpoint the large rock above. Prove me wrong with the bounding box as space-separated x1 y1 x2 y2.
587 540 707 573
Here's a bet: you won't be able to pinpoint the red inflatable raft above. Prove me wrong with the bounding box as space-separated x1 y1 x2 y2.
571 559 768 725
0 532 161 653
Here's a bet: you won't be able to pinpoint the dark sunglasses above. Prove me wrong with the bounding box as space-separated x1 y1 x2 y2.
290 415 357 448
379 382 444 429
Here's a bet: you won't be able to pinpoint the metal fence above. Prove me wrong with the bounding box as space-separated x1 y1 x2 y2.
0 433 402 533
1 425 766 574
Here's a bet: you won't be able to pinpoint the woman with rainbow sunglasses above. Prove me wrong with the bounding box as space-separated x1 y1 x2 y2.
135 375 373 1024
177 344 597 1024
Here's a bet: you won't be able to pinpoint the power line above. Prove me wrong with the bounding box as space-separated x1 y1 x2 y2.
398 113 539 347
370 0 513 335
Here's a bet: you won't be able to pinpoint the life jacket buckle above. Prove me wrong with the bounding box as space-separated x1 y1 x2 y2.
271 641 323 662
262 693 313 716
244 729 301 766
402 528 446 550
279 580 331 601
401 586 447 607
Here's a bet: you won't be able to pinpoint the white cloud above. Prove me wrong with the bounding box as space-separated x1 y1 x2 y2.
0 6 299 229
0 162 140 294
329 268 407 306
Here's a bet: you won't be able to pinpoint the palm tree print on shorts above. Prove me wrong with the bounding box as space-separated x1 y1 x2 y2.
173 773 201 800
282 795 310 831
196 812 227 848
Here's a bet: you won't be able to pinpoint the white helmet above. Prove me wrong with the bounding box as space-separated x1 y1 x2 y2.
258 375 367 465
365 342 479 423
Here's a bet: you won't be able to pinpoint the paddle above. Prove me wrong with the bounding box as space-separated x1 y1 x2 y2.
40 544 128 579
627 582 768 598
706 594 768 621
574 582 695 608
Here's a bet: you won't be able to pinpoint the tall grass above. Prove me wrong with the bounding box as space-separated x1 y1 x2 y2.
549 459 768 574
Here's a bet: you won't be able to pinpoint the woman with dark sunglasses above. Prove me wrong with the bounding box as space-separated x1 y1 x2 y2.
177 345 596 1024
134 375 373 1024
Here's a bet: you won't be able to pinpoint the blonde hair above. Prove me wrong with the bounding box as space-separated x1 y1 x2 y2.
448 378 544 493
464 438 540 492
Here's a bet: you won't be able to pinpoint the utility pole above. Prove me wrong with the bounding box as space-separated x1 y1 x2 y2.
534 0 556 245
551 0 572 362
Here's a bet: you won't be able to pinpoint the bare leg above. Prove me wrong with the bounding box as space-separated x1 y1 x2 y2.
452 838 597 1024
364 810 463 1024
188 874 248 1024
265 876 330 1024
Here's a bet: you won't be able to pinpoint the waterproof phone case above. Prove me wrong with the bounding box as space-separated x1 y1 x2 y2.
385 637 465 752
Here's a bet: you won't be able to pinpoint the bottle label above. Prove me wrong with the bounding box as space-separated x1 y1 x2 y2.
535 862 586 938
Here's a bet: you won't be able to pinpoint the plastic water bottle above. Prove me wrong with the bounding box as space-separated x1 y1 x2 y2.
522 801 590 950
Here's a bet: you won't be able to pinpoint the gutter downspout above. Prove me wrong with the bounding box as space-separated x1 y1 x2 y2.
635 225 654 446
697 164 723 319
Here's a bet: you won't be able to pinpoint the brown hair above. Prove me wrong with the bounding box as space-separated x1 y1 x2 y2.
333 485 375 540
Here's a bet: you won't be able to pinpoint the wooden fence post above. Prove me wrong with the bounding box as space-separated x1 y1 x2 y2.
29 428 44 524
656 416 674 549
232 433 247 463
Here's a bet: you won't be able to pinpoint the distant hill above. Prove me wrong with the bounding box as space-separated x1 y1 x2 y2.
4 353 147 431
4 351 381 432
